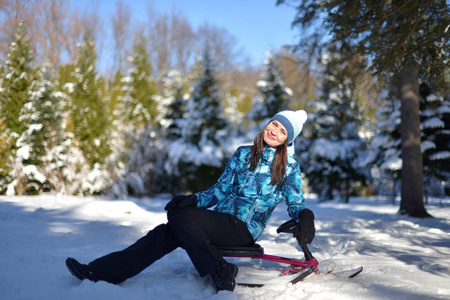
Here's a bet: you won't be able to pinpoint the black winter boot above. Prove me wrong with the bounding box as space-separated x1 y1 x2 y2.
209 261 238 292
65 257 98 282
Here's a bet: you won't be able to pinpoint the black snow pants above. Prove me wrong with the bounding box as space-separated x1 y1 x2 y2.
88 206 254 284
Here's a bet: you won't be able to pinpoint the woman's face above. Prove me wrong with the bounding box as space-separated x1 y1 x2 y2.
263 120 288 147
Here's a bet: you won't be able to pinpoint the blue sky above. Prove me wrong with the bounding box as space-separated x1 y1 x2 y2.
71 0 299 67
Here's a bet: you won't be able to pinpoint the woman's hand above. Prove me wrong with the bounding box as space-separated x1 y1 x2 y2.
164 195 197 211
294 209 315 245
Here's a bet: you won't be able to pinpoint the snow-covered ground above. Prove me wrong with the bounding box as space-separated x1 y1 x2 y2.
1 195 449 300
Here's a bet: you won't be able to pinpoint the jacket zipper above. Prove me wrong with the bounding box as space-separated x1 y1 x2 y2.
244 152 265 223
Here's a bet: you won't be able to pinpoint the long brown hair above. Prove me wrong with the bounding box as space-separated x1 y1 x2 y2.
248 130 288 188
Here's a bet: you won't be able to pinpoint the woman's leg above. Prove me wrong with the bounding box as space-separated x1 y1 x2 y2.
167 207 254 277
88 223 179 284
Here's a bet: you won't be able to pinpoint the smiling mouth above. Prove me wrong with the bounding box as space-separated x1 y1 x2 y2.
267 132 275 140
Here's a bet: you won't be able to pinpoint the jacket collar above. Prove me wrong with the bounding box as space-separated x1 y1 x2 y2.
287 142 295 158
264 143 296 158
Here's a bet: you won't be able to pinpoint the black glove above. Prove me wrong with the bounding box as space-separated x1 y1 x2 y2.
294 209 315 245
164 195 197 211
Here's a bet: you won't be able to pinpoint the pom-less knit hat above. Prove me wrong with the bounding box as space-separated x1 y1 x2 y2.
269 110 308 144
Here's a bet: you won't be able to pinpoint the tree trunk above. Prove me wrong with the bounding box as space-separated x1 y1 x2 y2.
398 68 430 217
344 180 350 203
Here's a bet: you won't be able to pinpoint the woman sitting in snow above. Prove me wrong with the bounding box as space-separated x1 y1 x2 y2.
65 109 316 292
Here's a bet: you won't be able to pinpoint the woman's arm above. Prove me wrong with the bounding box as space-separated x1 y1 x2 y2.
283 162 307 222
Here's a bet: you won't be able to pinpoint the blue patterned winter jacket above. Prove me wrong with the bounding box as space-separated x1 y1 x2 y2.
194 144 306 241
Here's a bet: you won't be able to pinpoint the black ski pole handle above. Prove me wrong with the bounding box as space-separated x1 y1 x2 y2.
301 243 314 261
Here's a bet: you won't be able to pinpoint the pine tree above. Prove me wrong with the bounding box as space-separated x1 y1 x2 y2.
370 83 450 201
167 51 229 193
0 22 34 135
68 29 111 167
161 70 188 141
299 45 370 202
46 62 93 195
110 32 164 198
106 70 128 174
120 31 158 130
369 90 402 202
250 52 292 122
0 22 34 195
122 70 189 196
21 64 61 163
419 84 450 199
182 51 227 147
18 62 66 193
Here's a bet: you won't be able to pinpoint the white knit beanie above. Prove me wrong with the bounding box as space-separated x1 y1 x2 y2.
269 110 308 143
